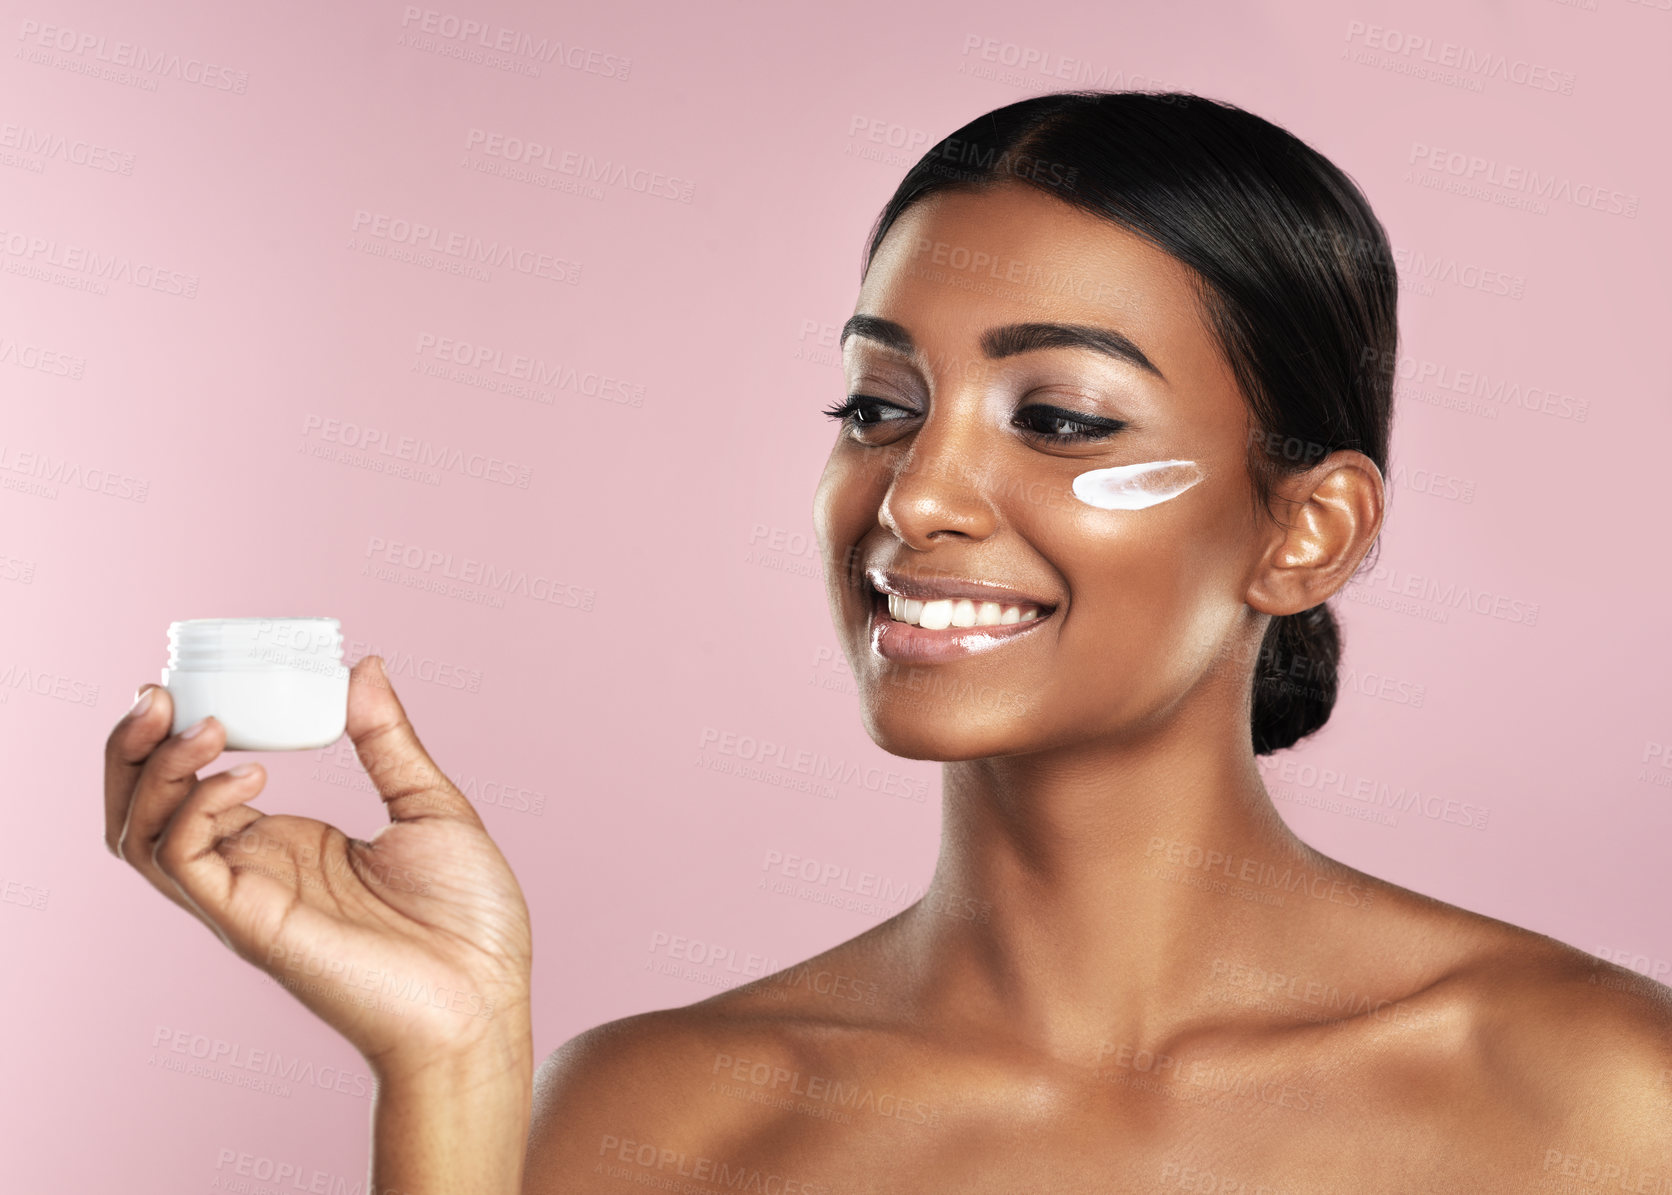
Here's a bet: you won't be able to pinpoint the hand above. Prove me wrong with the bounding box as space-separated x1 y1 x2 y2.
104 656 533 1078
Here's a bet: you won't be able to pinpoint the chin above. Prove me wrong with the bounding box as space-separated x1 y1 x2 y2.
857 694 1035 763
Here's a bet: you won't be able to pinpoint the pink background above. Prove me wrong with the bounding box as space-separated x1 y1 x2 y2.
4 0 1670 1189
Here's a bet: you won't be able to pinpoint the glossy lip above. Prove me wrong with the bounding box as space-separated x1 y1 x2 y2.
865 566 1058 613
866 587 1055 662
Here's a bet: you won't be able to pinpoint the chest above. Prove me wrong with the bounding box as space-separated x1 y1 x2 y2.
695 1068 1538 1195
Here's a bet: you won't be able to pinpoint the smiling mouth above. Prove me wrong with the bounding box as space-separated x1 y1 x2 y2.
871 586 1054 630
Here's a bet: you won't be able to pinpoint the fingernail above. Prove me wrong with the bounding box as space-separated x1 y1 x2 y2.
180 716 211 740
129 687 155 718
228 762 257 778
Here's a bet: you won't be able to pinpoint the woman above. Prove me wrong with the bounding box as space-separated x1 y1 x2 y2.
104 91 1672 1192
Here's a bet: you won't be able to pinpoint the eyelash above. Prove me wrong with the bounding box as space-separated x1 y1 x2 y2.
820 395 1126 443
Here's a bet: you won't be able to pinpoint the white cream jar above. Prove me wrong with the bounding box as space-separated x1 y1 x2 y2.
161 617 349 751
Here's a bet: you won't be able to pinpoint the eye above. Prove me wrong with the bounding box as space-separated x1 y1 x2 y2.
1012 403 1127 443
820 396 1128 444
821 394 917 435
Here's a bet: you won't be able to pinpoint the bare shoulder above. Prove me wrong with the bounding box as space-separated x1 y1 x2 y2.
1474 931 1672 1144
522 1001 773 1194
1387 899 1672 1173
522 938 900 1194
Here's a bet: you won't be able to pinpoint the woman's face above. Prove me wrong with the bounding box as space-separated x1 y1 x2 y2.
812 180 1281 762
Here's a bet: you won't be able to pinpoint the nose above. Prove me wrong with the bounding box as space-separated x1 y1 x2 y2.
876 406 1001 548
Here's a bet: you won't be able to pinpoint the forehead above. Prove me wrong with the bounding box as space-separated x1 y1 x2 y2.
854 182 1226 394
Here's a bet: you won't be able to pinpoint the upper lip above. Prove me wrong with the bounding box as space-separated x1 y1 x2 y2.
866 566 1057 612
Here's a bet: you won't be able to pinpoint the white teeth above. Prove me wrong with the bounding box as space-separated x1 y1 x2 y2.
884 592 1045 628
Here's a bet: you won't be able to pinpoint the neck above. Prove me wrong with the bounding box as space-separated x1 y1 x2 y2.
901 715 1386 1063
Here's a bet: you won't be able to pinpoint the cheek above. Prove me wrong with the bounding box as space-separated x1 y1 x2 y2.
812 454 854 549
1062 519 1198 625
813 450 885 564
1026 459 1221 611
1025 483 1246 665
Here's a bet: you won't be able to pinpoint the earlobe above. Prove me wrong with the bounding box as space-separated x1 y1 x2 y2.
1247 534 1329 618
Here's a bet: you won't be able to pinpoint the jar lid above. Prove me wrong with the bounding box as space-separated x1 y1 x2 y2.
167 617 345 674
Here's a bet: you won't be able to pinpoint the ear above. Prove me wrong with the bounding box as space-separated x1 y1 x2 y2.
1245 449 1385 617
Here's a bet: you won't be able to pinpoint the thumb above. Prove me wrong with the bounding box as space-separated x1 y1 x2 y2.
347 655 481 828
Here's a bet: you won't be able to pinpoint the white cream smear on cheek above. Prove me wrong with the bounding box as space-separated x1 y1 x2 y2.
1071 459 1205 511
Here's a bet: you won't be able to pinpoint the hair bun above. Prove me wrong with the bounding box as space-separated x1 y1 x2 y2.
1251 604 1341 755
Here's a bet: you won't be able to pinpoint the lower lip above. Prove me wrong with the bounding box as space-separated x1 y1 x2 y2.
867 590 1054 662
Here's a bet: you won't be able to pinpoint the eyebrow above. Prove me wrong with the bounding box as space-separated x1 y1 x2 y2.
839 314 1165 380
